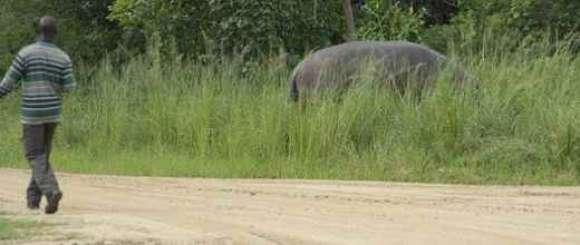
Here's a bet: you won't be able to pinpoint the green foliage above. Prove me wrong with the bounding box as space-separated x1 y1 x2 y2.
207 0 342 57
0 217 48 240
53 0 122 62
0 1 46 72
1 37 579 185
109 0 209 57
454 0 580 41
0 0 121 73
396 0 459 26
419 0 580 53
1 0 580 185
109 0 343 59
2 0 578 64
355 0 425 42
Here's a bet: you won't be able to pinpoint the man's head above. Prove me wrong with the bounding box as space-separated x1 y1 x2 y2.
38 16 58 42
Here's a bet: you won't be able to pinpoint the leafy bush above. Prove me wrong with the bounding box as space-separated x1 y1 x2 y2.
0 1 46 72
109 0 344 59
454 0 580 42
421 0 580 54
0 0 121 73
355 0 425 42
396 0 459 26
2 0 577 66
108 0 209 58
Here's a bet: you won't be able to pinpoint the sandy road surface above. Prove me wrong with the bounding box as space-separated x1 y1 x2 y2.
0 168 579 245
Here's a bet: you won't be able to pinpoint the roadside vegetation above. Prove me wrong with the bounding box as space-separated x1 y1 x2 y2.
0 216 49 241
1 35 578 185
0 1 579 185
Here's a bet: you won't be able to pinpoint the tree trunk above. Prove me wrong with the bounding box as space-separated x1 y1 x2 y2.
343 0 355 41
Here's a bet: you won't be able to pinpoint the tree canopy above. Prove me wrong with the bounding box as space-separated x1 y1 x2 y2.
0 0 578 70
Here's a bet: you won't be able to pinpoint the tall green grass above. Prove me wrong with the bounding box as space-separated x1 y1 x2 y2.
0 39 579 185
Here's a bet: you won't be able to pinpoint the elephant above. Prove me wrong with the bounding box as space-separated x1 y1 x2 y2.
289 41 473 101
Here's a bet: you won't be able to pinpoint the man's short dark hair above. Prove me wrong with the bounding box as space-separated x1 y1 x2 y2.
39 16 58 39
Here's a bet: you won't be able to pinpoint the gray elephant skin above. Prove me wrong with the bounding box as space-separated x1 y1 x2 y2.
289 41 471 101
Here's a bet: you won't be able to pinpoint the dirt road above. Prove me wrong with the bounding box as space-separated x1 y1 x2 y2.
1 168 579 244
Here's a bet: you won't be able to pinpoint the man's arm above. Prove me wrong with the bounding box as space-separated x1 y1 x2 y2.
0 54 24 98
61 57 76 93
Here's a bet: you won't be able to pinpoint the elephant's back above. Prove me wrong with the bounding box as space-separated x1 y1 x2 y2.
309 41 446 67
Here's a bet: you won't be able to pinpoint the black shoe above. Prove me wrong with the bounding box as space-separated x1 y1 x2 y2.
27 202 40 210
45 192 63 214
27 197 41 210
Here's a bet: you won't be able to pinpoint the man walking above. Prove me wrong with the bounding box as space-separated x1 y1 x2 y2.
0 16 76 214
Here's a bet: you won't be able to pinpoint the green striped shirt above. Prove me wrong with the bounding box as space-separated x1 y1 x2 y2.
0 41 76 124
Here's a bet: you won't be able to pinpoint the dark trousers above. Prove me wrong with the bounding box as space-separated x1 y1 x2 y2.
23 123 61 206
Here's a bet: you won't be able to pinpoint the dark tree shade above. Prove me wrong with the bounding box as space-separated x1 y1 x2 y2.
355 0 458 26
399 0 458 26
